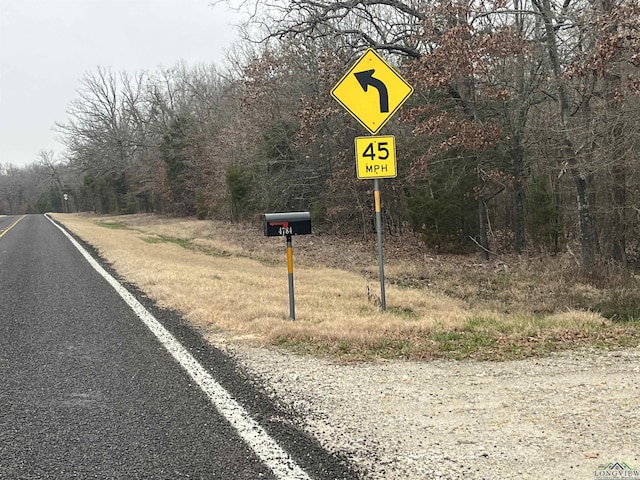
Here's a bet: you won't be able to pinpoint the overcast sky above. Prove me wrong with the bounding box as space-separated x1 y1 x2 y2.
0 0 242 167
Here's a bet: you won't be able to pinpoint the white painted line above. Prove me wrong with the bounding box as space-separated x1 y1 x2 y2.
46 215 312 480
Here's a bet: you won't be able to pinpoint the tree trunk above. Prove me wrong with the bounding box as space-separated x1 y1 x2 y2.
477 166 490 261
610 165 627 264
511 136 526 252
603 0 627 265
535 0 598 274
512 0 527 253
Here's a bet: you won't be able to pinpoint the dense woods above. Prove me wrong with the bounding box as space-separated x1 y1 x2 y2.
2 0 639 274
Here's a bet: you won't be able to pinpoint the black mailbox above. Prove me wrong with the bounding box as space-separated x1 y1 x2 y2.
264 212 312 237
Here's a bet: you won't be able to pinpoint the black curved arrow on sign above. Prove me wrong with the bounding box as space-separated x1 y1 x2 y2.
354 69 389 113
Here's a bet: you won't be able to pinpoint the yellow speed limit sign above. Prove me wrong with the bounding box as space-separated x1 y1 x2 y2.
354 136 397 179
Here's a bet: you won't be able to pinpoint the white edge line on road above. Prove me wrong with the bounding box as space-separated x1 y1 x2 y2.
46 215 312 480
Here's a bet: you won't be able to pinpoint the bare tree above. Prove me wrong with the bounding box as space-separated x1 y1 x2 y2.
57 67 148 176
37 150 66 191
217 0 426 58
56 68 154 213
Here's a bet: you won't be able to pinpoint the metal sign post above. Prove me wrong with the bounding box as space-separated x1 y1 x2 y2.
373 179 387 310
331 48 413 312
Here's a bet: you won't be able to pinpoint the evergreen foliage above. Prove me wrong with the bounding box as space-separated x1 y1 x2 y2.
226 164 253 222
406 168 478 253
526 178 562 252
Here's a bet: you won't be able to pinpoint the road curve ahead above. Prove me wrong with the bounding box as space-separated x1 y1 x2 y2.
0 215 358 480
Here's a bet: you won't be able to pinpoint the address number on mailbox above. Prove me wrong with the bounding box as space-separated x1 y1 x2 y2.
263 212 312 237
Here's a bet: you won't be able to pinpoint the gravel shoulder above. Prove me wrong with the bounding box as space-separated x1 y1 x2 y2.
213 338 640 479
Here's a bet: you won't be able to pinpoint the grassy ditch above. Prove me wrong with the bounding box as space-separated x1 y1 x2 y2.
52 213 640 361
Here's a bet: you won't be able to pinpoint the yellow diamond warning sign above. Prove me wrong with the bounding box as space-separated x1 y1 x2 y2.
332 49 413 135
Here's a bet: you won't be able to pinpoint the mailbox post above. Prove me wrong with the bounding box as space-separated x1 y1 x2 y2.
263 212 312 320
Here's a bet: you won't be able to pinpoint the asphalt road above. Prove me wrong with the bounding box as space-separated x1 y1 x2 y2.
0 214 358 480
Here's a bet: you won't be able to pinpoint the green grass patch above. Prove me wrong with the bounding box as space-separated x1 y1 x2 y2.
433 331 464 353
142 235 191 249
141 234 276 265
369 339 414 358
276 337 310 351
96 221 127 230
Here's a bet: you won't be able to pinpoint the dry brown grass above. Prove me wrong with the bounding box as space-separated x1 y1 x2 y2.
51 213 640 360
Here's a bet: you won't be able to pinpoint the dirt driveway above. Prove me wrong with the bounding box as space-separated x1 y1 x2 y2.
220 341 640 480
